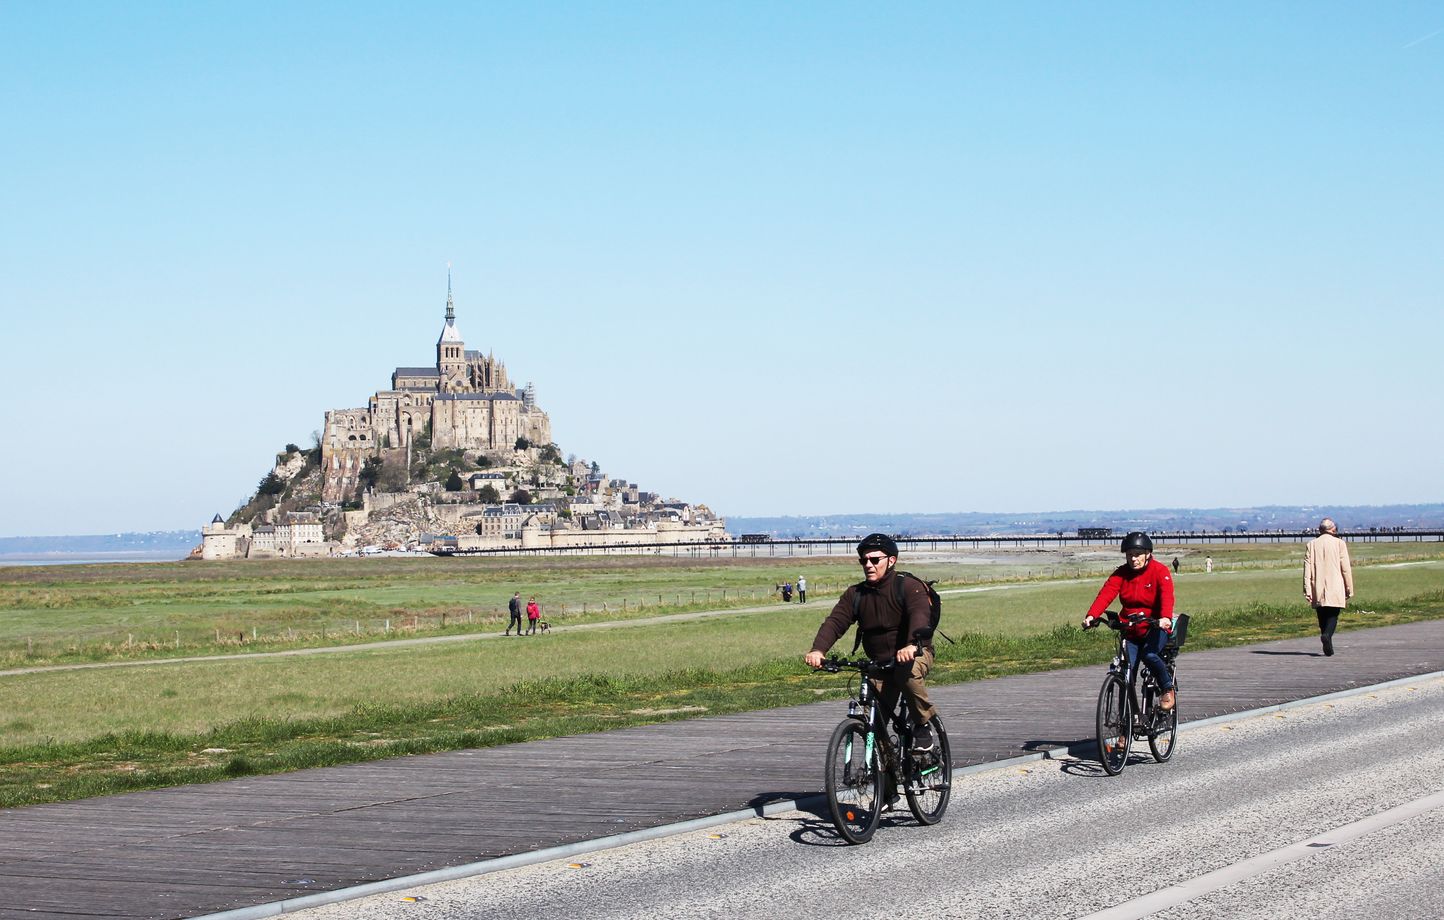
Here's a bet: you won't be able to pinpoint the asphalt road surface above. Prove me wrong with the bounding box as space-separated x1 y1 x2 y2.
289 676 1444 920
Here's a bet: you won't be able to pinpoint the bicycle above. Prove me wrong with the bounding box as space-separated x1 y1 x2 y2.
1088 611 1187 776
817 656 952 844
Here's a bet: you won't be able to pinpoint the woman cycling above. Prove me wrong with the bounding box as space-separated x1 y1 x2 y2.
1082 532 1176 710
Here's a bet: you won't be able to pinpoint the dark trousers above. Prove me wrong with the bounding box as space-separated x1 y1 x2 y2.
1316 606 1341 642
507 614 523 634
1125 630 1174 692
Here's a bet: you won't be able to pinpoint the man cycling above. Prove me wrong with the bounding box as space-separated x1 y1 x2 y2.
804 533 939 751
1082 531 1176 710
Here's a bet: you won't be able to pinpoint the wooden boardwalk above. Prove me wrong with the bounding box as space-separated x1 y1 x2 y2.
2 620 1443 920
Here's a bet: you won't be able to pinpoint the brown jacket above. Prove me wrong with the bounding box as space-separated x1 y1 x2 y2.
810 568 934 660
1304 532 1354 608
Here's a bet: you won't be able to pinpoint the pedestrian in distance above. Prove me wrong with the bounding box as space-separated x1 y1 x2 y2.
1172 557 1181 574
1205 556 1213 574
506 591 524 636
526 596 541 635
782 581 793 602
1304 518 1353 657
797 575 807 603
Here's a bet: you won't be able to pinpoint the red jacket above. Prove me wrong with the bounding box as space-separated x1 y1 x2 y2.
1086 558 1174 640
526 601 540 620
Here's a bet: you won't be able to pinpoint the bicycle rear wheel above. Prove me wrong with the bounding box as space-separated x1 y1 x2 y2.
1096 673 1132 776
1147 679 1179 762
825 720 883 844
905 715 952 825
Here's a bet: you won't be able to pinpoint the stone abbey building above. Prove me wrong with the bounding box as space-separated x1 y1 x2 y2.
321 280 553 501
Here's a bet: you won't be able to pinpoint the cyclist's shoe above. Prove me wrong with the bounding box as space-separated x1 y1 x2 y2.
1160 690 1176 711
911 720 936 753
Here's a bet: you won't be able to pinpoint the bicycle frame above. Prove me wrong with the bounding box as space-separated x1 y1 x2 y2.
842 660 915 793
829 656 940 790
821 654 952 842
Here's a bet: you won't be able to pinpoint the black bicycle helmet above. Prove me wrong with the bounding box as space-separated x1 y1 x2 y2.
1120 531 1154 554
856 533 899 558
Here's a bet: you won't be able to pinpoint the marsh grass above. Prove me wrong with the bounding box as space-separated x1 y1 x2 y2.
2 542 1435 666
2 585 1442 807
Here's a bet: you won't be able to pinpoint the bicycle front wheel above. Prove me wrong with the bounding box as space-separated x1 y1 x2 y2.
1148 680 1179 763
825 720 883 844
905 715 952 825
1096 673 1132 776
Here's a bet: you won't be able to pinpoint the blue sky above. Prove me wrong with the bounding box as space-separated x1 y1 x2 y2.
2 3 1440 537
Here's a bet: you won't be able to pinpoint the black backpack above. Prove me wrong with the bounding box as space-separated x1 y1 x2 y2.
850 570 952 653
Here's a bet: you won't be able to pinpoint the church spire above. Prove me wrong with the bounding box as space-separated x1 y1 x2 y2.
437 263 465 392
445 262 455 324
438 262 462 345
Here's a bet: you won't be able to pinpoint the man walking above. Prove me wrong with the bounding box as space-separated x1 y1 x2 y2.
797 575 807 603
1304 518 1353 657
506 591 524 636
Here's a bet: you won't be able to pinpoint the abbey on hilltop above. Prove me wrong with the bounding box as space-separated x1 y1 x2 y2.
199 273 727 560
320 275 553 502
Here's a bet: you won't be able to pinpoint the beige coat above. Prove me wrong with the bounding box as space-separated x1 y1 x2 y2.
1304 532 1354 608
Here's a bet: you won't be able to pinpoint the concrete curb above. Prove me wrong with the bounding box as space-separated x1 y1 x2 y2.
199 667 1444 919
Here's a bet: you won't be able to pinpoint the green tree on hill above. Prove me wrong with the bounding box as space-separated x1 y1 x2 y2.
445 469 465 492
358 457 383 489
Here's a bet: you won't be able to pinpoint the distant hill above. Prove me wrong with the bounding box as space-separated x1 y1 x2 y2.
724 504 1444 539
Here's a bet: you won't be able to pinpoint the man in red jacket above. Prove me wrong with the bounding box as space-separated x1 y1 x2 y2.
1083 531 1176 710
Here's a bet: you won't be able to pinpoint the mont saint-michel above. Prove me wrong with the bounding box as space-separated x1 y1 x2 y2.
201 279 725 559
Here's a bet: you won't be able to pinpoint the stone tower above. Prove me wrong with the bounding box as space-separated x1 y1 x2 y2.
436 269 467 392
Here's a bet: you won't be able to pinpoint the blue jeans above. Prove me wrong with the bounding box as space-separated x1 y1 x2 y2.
1125 629 1173 692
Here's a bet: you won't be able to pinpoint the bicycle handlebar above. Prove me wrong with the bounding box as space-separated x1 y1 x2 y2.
818 655 898 674
1085 610 1166 631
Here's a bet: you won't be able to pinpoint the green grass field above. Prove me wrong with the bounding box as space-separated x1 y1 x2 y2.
1 540 1432 664
0 541 1440 806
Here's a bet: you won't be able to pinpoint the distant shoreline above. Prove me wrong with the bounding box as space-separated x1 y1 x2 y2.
0 551 188 567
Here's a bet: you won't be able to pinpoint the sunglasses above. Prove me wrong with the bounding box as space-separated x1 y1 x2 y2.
859 555 889 567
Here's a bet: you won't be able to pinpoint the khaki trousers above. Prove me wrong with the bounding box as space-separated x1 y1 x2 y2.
871 647 936 726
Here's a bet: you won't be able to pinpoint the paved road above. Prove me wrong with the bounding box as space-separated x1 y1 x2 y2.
290 675 1444 920
2 619 1442 920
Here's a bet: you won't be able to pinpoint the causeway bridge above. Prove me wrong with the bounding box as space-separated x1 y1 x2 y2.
432 529 1444 559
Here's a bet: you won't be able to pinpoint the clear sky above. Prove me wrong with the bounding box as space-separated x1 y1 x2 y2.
2 3 1440 537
